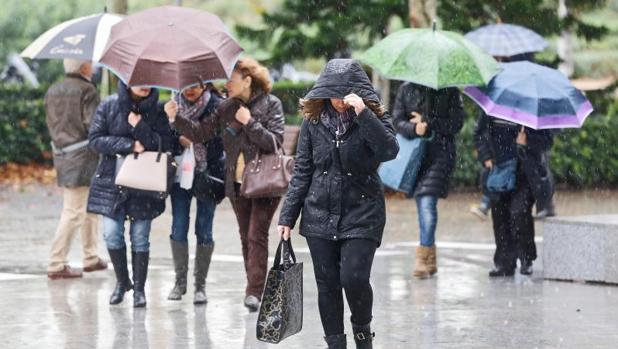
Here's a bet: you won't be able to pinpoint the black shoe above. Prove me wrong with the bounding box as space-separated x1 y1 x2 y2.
520 262 534 275
132 251 149 308
488 267 515 277
108 247 133 305
325 334 347 349
352 321 374 349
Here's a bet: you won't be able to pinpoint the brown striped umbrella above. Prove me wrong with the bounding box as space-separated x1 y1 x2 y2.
99 6 243 91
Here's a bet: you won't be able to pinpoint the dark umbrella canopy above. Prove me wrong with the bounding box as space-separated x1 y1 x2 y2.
304 59 380 102
99 6 243 90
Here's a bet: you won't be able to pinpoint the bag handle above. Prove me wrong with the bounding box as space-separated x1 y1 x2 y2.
249 133 283 171
255 133 283 158
273 237 297 270
133 133 163 162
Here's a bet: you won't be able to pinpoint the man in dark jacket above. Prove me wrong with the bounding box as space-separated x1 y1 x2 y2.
46 59 107 279
392 82 465 279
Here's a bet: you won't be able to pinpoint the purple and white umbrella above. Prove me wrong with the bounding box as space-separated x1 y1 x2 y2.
464 61 593 130
465 23 547 57
21 13 123 62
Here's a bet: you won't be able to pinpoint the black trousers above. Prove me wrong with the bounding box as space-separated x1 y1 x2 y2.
490 169 537 270
306 237 378 336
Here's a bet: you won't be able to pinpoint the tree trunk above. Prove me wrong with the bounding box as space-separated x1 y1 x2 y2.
557 0 574 77
409 0 437 28
103 0 128 96
109 0 128 15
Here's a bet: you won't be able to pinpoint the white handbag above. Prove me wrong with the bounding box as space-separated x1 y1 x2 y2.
115 148 169 193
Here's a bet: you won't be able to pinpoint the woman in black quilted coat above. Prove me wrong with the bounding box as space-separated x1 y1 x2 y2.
392 82 465 279
87 81 172 308
278 59 399 349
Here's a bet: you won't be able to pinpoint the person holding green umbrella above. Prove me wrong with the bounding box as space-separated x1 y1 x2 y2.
392 82 465 279
360 22 499 279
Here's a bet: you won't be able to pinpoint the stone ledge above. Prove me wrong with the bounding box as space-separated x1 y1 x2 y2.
543 215 618 284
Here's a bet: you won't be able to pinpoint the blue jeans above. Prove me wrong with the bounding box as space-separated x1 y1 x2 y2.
481 194 491 211
170 183 216 245
416 195 438 247
102 215 152 252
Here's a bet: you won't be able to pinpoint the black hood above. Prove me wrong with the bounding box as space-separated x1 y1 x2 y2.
304 59 380 102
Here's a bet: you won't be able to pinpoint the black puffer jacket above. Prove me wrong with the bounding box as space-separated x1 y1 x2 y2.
392 82 465 198
278 59 399 245
87 82 172 220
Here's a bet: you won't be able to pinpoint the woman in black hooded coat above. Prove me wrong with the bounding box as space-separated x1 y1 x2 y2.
278 59 399 349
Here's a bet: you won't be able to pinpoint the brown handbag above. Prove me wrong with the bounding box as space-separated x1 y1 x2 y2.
240 134 294 199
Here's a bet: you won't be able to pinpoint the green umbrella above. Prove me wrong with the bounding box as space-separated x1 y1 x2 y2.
359 23 500 90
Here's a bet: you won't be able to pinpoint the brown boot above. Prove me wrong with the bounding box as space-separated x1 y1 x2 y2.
426 246 437 276
413 246 431 279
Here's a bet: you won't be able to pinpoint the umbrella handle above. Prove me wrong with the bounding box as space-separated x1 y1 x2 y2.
171 91 181 112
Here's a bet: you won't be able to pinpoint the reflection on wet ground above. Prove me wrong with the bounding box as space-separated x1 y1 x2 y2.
1 185 618 348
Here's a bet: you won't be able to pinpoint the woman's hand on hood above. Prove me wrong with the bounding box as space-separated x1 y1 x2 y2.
343 93 366 115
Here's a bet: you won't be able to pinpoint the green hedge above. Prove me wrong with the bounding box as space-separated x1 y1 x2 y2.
271 80 313 125
0 85 50 164
452 111 618 189
3 83 618 189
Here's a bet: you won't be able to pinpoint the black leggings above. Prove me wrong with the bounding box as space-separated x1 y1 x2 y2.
306 237 378 336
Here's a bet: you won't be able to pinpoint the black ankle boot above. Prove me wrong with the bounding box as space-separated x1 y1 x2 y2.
108 247 133 305
324 334 347 349
489 266 515 277
132 251 149 308
352 322 374 349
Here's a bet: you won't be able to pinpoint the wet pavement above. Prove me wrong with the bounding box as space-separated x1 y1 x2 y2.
1 184 618 348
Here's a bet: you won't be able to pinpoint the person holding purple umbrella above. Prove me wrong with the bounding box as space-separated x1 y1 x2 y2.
474 113 553 277
469 54 557 221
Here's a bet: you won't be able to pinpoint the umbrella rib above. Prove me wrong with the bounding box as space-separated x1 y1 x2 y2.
535 77 579 115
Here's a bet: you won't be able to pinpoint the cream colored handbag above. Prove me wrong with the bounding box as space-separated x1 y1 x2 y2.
115 151 169 192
